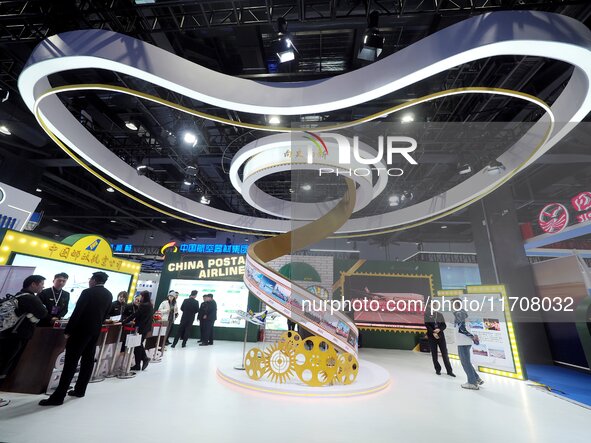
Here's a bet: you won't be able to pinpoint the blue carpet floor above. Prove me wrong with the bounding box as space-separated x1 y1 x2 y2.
526 364 591 408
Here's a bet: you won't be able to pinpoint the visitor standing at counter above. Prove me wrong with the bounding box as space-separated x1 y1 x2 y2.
172 290 199 348
126 290 153 371
109 291 129 317
0 275 47 382
38 273 70 327
39 271 112 406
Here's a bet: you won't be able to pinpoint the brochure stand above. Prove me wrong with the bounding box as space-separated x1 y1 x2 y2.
150 323 166 363
117 330 142 379
89 326 109 383
105 325 124 379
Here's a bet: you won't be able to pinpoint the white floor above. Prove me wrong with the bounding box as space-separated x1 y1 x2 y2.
1 341 589 443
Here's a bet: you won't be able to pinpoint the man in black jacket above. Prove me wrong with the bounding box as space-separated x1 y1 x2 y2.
424 299 455 377
38 272 70 327
40 271 112 406
0 275 47 381
200 294 217 346
172 290 199 348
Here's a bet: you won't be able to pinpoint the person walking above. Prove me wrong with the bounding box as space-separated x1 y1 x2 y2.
424 299 455 377
172 290 199 348
39 272 112 406
158 291 178 345
451 298 483 390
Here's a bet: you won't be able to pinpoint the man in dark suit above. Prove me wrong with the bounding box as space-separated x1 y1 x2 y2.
424 299 455 377
40 271 112 406
200 293 217 346
172 290 199 348
38 272 70 327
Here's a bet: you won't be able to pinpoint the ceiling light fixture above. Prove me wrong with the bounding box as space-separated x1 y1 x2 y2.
441 225 448 229
269 116 281 125
389 194 400 207
358 11 384 62
301 184 312 191
52 218 59 222
110 220 116 223
0 125 11 135
35 188 42 192
458 163 472 175
276 18 296 63
136 164 154 176
106 187 115 193
200 195 211 205
183 178 193 187
125 120 138 131
401 113 414 123
183 131 197 146
484 160 506 175
161 220 167 224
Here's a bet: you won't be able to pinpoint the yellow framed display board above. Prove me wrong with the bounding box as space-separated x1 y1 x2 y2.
436 285 524 380
0 229 141 296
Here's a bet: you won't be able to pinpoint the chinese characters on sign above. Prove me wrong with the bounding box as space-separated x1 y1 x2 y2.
48 244 123 270
111 243 133 253
176 243 249 254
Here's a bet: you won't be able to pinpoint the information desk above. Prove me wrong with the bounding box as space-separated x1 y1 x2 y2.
1 327 66 394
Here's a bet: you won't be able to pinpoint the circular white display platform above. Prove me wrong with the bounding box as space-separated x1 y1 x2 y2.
217 359 390 398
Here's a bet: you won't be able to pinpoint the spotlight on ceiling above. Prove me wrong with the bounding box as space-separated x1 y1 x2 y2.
106 187 115 193
52 218 59 222
389 194 400 207
125 120 139 131
149 234 155 239
183 179 192 187
301 184 312 191
276 18 296 63
110 220 116 223
484 160 506 176
200 195 211 205
358 11 384 62
136 164 154 176
0 125 11 135
441 225 448 229
35 188 42 192
161 220 167 224
183 131 197 146
185 165 198 176
458 163 472 175
269 116 281 125
401 113 414 123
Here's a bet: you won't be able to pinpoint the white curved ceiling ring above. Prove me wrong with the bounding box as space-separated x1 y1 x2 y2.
18 11 591 235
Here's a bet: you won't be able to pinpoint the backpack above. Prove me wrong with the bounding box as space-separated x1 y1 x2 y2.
0 294 26 333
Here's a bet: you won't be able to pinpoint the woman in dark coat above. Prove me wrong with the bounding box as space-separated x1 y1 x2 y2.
125 291 154 371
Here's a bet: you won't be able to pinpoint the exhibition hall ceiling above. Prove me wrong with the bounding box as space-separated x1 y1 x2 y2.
1 0 591 244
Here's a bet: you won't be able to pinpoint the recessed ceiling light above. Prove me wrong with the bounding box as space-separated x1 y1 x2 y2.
200 195 211 205
35 188 42 192
110 220 116 223
441 225 448 229
161 220 167 224
0 125 11 135
183 131 197 145
484 160 506 175
389 194 400 207
269 116 281 125
301 184 312 191
106 187 115 193
458 164 472 175
52 218 59 222
183 179 192 186
125 121 138 131
401 114 414 123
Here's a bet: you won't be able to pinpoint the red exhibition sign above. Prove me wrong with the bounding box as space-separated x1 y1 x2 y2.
571 191 591 212
538 203 569 234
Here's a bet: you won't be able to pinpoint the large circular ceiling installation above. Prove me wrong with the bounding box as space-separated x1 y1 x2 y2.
18 10 591 236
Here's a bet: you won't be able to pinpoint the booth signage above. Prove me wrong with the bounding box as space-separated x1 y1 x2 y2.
166 256 246 278
110 243 133 253
162 241 249 255
538 191 591 233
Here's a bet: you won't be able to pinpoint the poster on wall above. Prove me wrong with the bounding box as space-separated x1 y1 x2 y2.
342 273 433 328
11 254 133 316
440 290 518 375
169 279 249 328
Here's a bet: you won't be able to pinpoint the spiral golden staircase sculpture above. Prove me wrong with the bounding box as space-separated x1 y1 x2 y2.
243 179 359 386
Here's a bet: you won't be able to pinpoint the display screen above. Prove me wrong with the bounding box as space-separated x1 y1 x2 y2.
169 279 249 328
11 253 133 318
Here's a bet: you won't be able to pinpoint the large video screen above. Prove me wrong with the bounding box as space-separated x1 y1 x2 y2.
11 254 133 318
169 279 249 328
